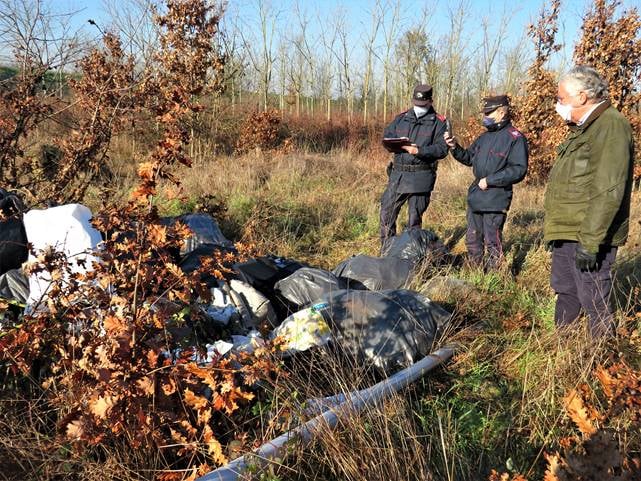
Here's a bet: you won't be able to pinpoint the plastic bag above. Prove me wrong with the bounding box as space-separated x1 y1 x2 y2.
23 204 102 307
271 302 332 354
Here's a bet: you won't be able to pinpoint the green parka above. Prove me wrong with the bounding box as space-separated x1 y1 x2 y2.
543 101 634 254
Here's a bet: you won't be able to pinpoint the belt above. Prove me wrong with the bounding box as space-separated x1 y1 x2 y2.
392 162 434 172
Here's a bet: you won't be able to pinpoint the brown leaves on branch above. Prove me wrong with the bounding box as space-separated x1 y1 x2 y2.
512 0 565 183
573 0 641 168
0 0 278 476
541 361 641 481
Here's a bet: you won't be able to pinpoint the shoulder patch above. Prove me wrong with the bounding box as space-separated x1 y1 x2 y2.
508 127 522 138
436 114 446 122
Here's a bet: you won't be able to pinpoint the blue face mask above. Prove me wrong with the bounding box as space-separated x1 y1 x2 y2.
482 116 496 127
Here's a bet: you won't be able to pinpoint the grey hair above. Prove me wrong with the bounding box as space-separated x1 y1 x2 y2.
560 66 609 100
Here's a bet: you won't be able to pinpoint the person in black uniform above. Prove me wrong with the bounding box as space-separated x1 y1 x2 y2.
444 95 528 269
379 84 449 248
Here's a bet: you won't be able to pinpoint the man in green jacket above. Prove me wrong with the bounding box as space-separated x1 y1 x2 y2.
544 66 634 337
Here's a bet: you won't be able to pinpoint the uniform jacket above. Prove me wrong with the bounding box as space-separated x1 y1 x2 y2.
383 107 449 193
451 120 528 212
543 101 634 253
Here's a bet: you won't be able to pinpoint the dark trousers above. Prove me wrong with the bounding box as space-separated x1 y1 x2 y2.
379 187 431 245
465 210 506 270
550 241 617 337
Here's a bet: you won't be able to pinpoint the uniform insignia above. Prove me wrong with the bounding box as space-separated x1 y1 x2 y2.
436 114 446 122
508 127 522 138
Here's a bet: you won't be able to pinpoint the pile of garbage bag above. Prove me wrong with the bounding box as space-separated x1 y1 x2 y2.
0 198 451 374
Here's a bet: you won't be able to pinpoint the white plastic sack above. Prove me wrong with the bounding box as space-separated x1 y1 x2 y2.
230 279 278 328
202 287 237 326
23 204 102 307
271 302 331 354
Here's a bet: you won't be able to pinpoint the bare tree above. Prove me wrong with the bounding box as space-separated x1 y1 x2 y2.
102 0 159 71
238 0 279 110
475 6 515 98
360 2 381 122
439 0 472 117
327 7 356 122
378 0 402 120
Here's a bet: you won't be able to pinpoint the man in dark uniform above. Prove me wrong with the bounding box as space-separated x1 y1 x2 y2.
444 95 528 269
379 84 449 248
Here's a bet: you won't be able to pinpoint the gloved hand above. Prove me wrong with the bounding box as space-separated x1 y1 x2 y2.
386 161 393 177
575 243 597 271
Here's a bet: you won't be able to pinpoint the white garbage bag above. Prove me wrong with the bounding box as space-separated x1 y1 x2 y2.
23 204 102 307
271 302 331 354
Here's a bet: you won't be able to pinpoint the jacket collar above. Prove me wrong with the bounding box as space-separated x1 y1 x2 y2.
485 119 511 132
569 100 611 131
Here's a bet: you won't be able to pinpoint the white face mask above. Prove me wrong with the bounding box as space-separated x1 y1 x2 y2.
555 101 573 122
413 105 429 117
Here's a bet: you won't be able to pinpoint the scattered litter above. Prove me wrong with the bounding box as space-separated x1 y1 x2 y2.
320 289 451 372
161 213 232 255
0 189 28 276
0 269 29 304
231 330 266 354
271 302 332 353
230 279 278 328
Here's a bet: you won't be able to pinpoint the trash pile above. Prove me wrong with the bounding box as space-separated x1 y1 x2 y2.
0 196 452 374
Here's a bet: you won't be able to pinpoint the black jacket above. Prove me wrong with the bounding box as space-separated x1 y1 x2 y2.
383 108 449 193
451 120 528 212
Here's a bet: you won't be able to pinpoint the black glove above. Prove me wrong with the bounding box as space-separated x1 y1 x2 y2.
386 161 393 177
575 244 597 271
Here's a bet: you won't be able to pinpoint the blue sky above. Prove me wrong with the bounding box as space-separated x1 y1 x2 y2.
69 0 592 40
27 0 641 74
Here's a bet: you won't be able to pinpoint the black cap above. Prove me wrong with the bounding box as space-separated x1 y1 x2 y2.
413 84 433 106
481 94 510 114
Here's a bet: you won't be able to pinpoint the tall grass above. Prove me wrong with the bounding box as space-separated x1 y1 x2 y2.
7 140 641 480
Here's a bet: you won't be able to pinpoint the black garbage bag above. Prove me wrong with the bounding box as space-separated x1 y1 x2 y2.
233 255 307 317
0 189 28 276
0 268 29 303
161 213 232 256
275 267 346 310
333 255 413 290
233 255 306 293
179 243 238 286
320 289 451 372
382 229 449 266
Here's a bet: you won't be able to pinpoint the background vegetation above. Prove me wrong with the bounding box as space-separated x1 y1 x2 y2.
0 0 640 480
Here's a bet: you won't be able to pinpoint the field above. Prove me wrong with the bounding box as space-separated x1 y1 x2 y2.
2 0 641 479
88 144 641 480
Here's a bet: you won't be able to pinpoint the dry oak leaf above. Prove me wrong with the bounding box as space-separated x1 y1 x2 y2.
564 389 597 436
66 418 86 439
595 364 616 398
136 376 155 395
544 452 563 481
203 424 227 465
183 388 208 410
89 394 118 419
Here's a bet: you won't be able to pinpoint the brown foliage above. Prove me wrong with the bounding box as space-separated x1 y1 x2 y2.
573 0 641 167
542 361 641 481
236 109 284 154
0 0 279 477
511 0 566 183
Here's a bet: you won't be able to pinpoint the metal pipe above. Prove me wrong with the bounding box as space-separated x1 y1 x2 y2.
197 346 455 481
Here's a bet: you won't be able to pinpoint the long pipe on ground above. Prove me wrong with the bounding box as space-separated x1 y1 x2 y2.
197 346 455 481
